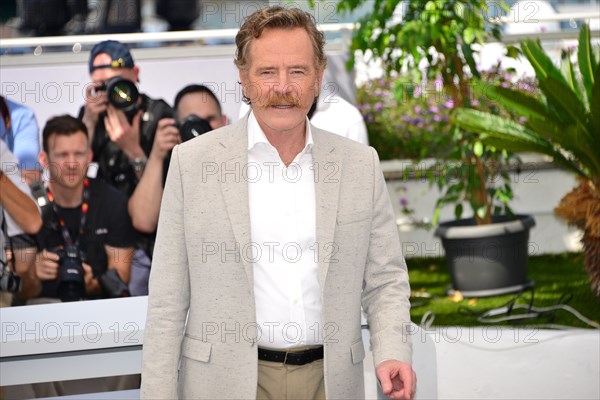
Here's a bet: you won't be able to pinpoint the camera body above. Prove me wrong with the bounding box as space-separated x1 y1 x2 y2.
176 114 212 142
0 267 22 293
95 76 140 113
54 245 86 302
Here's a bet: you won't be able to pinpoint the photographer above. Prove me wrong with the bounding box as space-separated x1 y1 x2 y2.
79 40 174 197
31 116 134 302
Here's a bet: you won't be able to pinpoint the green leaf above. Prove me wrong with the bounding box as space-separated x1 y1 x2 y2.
591 65 600 146
490 85 550 122
578 23 597 104
476 206 487 220
454 109 589 177
521 40 570 89
432 207 441 226
539 77 591 140
525 118 597 171
454 203 464 220
473 141 484 157
562 52 584 104
505 45 521 59
463 28 475 45
462 43 480 79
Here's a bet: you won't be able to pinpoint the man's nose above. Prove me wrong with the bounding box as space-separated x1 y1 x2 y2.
65 160 80 169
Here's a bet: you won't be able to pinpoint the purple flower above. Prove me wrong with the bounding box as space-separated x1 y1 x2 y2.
471 99 480 107
444 100 454 109
518 116 527 124
433 114 442 122
375 102 384 111
413 105 422 114
429 105 439 113
400 198 409 207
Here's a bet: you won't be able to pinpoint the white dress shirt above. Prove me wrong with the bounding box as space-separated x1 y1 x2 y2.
247 112 322 349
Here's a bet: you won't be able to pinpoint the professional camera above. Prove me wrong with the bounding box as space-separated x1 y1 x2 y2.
0 265 22 293
54 245 86 302
176 114 212 142
94 76 139 113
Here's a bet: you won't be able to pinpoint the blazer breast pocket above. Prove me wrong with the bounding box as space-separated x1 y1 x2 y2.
181 334 212 363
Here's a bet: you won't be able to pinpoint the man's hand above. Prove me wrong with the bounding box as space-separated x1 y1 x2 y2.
150 118 180 161
104 106 144 160
376 360 416 400
82 84 108 140
82 262 102 295
35 250 60 280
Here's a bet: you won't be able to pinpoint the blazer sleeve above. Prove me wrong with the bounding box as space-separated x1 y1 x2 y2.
140 145 191 399
361 146 413 366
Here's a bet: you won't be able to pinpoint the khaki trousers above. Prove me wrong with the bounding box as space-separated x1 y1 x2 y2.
257 357 325 400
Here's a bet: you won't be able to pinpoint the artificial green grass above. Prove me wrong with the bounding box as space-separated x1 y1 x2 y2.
407 253 600 328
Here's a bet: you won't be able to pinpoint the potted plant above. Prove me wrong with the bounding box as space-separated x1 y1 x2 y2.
336 0 536 296
455 23 600 296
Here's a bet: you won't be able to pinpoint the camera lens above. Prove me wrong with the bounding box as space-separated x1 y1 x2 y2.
105 77 139 112
57 255 86 302
177 114 212 142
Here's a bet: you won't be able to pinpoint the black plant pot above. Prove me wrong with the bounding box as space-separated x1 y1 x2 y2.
434 215 536 297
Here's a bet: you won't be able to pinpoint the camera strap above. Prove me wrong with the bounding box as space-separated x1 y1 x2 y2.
46 178 90 248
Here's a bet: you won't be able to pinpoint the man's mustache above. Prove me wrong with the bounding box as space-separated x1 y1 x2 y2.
264 93 300 107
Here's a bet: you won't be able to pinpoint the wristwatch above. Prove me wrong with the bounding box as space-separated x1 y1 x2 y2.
130 156 147 173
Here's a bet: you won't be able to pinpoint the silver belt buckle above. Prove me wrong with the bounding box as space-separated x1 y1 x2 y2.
283 351 289 364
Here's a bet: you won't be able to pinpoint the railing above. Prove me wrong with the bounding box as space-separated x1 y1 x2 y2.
1 11 598 53
0 297 147 386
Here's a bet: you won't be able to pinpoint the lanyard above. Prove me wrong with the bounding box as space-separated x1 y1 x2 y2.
46 179 90 247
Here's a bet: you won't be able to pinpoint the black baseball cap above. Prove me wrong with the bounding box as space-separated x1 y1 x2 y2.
88 40 135 74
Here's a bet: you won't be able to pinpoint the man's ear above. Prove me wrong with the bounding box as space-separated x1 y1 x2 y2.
133 66 140 83
239 70 249 96
315 67 325 96
38 151 49 169
87 148 93 163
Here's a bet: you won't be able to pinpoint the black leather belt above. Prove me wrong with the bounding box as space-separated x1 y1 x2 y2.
258 346 324 365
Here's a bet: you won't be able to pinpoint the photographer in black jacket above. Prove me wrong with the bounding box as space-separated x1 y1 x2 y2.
32 115 134 301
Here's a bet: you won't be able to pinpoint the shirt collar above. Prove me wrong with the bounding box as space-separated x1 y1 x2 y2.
247 111 314 155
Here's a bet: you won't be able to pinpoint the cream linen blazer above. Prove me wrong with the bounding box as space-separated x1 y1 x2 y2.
141 116 412 399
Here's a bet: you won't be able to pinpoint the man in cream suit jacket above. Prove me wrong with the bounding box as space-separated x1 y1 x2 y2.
141 7 415 400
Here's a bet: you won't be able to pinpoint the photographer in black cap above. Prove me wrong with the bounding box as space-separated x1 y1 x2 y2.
80 40 176 197
31 115 135 302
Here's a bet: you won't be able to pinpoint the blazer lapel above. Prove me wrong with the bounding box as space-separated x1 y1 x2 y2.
312 128 342 294
218 118 254 289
